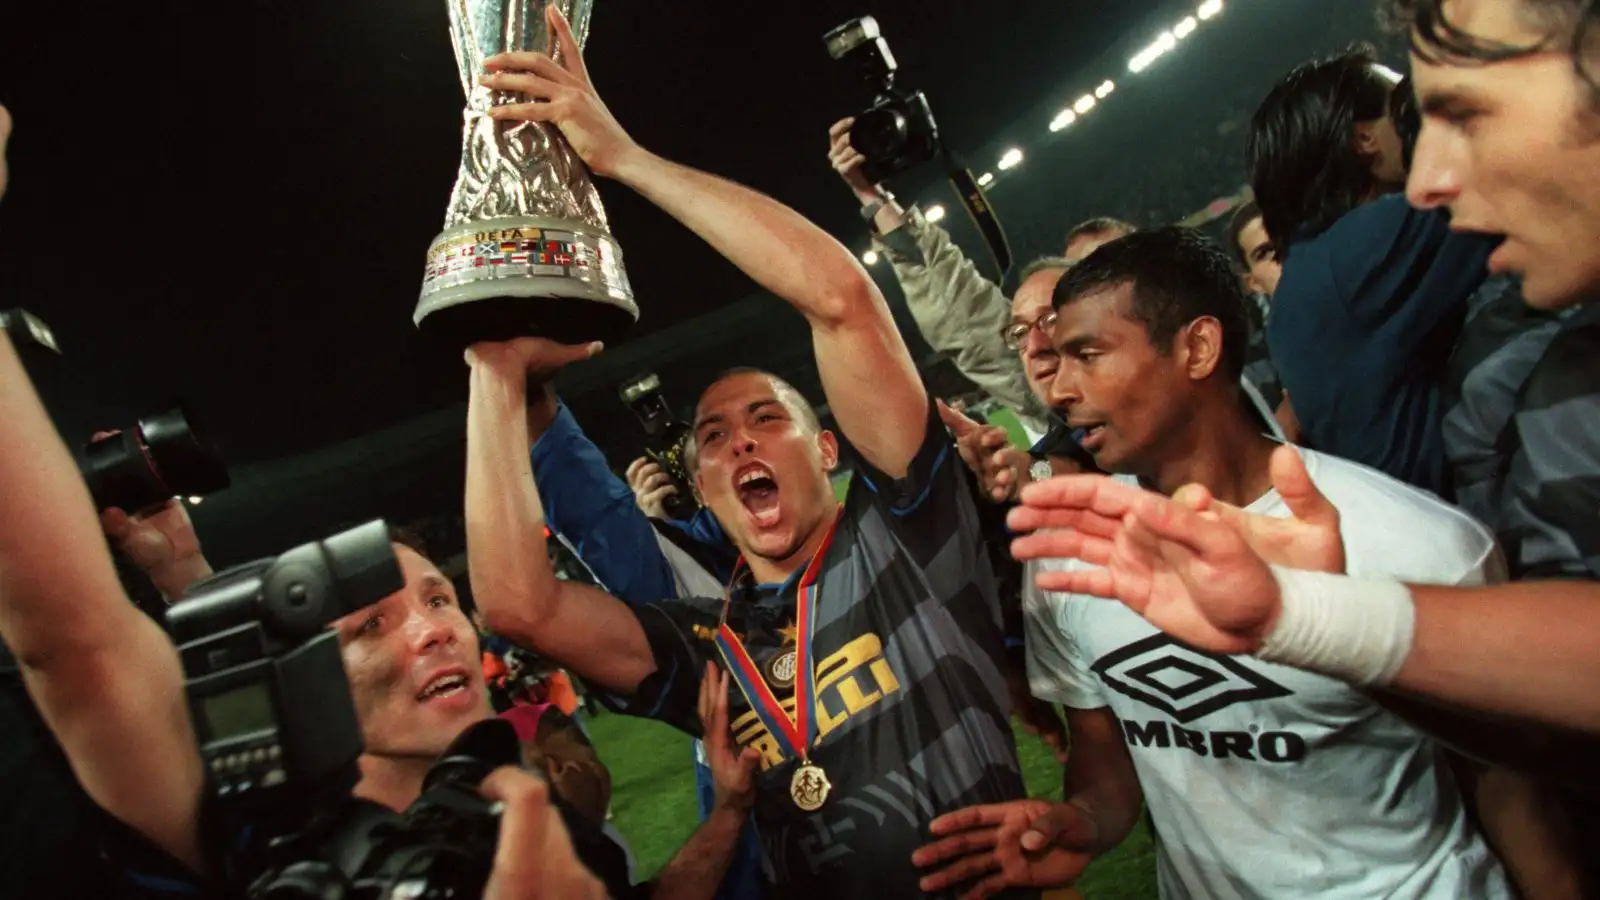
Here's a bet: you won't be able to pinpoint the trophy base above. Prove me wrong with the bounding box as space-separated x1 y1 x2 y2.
414 215 637 348
416 292 638 348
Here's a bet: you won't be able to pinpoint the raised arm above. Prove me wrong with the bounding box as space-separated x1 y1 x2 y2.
481 5 927 478
463 338 659 695
526 382 679 606
0 334 206 874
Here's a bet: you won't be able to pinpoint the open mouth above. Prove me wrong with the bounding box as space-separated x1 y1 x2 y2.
734 463 781 528
1074 423 1108 451
416 671 470 703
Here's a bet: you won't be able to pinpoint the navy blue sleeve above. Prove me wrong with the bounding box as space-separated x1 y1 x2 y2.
1329 201 1496 338
657 507 740 583
531 401 678 607
600 601 719 737
850 398 968 553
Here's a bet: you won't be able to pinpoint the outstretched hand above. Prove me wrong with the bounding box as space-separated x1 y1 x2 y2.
465 337 603 381
912 799 1095 899
480 5 641 178
1171 445 1343 575
1007 446 1340 655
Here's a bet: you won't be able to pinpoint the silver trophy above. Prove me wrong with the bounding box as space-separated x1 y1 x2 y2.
414 0 636 346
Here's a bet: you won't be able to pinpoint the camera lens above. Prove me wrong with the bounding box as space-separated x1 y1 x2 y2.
851 107 908 162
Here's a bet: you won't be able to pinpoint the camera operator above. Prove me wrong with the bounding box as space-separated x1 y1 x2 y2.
828 118 1132 443
0 324 748 898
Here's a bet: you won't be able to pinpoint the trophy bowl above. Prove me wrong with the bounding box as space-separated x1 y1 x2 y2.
414 0 637 347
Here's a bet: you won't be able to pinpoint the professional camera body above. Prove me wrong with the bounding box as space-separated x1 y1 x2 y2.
619 372 698 521
167 519 403 824
250 718 519 900
172 521 637 899
82 404 230 512
825 16 940 185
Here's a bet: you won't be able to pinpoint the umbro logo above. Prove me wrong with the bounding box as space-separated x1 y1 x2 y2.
1091 634 1292 723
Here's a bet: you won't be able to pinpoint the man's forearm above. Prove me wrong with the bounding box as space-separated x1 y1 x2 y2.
650 803 750 900
1061 783 1141 857
0 336 139 665
1264 572 1600 754
466 362 561 637
0 335 207 875
611 148 870 326
1401 581 1600 735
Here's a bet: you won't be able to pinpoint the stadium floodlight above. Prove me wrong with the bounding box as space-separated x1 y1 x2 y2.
1049 110 1077 132
1174 16 1198 38
977 171 995 186
1074 94 1096 114
1095 80 1115 99
925 204 947 222
862 249 879 265
1198 0 1222 20
1130 30 1177 73
997 148 1024 170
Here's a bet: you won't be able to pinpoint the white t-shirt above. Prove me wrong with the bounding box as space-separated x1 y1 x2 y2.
1025 449 1512 900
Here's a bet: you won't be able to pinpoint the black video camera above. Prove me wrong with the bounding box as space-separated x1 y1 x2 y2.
166 519 403 826
825 16 939 185
247 717 519 899
82 404 230 513
171 521 638 900
619 372 698 521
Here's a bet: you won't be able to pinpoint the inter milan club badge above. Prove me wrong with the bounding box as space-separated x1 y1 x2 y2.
766 648 798 690
790 762 832 812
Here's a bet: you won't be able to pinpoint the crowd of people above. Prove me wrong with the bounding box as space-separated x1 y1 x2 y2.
1 0 1599 898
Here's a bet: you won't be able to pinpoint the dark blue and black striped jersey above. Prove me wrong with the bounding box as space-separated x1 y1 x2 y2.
620 403 1033 899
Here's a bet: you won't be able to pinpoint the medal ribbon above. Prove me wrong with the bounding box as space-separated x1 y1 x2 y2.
715 506 843 764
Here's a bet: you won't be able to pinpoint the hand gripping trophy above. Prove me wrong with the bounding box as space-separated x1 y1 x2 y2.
414 0 636 345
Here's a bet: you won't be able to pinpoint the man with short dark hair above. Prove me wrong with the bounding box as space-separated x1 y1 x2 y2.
1226 200 1280 300
1249 45 1498 495
465 14 1028 897
914 227 1513 899
1011 0 1600 744
1062 218 1136 265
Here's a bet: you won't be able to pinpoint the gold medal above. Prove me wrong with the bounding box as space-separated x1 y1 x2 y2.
790 761 832 812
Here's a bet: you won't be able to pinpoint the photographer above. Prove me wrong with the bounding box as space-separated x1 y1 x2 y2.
828 119 1131 442
0 319 744 898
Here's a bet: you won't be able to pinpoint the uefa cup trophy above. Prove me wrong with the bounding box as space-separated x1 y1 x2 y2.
414 0 637 346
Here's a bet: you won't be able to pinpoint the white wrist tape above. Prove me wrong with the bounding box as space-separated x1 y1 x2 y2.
1256 567 1417 686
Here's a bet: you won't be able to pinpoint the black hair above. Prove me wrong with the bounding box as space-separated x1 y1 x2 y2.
1051 227 1253 383
1226 199 1267 270
1247 44 1396 259
387 523 430 559
685 368 820 471
1064 217 1136 248
1390 73 1423 168
1389 0 1598 98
